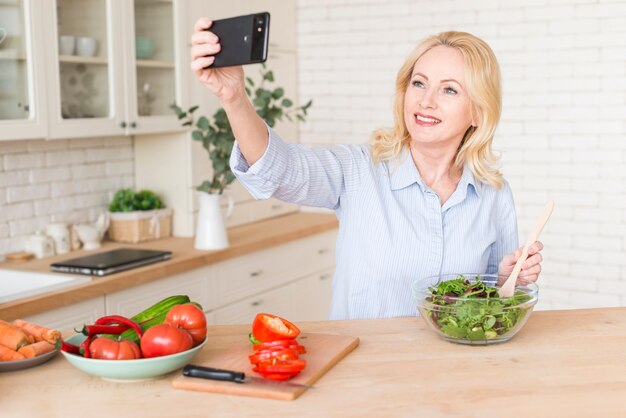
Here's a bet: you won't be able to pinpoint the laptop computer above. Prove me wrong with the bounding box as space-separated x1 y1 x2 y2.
50 248 172 276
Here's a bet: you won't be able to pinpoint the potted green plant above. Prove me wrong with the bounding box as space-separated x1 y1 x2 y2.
171 65 312 250
107 188 172 243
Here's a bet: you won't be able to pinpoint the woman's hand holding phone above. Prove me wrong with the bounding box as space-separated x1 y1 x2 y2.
190 17 245 106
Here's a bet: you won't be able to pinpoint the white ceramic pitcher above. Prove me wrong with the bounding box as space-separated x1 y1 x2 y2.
194 192 234 251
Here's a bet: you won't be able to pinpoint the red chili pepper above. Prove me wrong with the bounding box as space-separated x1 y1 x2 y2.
80 335 94 358
78 324 130 337
58 339 80 355
91 315 143 338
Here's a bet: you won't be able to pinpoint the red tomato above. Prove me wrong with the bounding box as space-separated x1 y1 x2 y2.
251 313 300 343
140 324 193 358
165 304 207 347
89 337 142 360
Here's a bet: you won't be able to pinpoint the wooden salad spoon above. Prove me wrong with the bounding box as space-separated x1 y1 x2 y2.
498 200 555 298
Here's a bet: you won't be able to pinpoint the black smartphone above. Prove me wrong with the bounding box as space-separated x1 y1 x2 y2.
207 12 270 68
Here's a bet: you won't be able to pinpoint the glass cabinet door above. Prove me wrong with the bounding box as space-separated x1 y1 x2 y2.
132 0 175 120
55 0 111 120
47 0 125 139
0 0 29 121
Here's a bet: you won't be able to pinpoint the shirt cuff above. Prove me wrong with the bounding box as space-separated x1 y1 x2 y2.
229 124 290 199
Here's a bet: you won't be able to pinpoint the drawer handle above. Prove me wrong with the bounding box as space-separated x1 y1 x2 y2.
271 204 282 210
318 248 329 255
251 299 263 307
250 270 264 277
319 274 331 281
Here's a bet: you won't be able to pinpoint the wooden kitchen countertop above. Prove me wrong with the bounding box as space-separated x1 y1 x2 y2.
0 212 338 320
2 308 625 417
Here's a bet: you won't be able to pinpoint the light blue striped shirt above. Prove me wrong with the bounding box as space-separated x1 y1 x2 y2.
230 127 519 320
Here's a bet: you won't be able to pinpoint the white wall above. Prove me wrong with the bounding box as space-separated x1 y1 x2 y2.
0 137 134 255
297 0 626 310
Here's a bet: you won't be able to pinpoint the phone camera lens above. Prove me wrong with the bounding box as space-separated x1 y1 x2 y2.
257 18 264 24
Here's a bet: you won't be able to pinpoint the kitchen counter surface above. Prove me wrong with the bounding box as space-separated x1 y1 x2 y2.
2 307 625 417
0 212 338 320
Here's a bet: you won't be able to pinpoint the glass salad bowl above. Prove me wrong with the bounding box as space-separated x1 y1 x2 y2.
413 274 538 345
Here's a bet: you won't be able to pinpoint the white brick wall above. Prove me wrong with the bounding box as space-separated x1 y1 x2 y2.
297 0 626 310
0 137 134 255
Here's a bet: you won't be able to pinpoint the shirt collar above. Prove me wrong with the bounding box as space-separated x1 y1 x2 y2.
388 147 481 199
388 148 426 191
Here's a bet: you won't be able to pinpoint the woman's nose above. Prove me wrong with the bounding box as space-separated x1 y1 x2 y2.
419 88 437 109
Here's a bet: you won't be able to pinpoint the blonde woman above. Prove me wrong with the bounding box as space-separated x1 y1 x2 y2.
191 20 544 320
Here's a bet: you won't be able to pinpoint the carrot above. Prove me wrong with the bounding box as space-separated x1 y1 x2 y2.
0 344 26 361
17 340 56 358
12 319 61 343
0 321 30 351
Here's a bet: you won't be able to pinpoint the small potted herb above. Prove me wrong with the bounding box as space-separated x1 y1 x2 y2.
107 188 172 243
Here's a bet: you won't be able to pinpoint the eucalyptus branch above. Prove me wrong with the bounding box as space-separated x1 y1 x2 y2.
172 64 312 195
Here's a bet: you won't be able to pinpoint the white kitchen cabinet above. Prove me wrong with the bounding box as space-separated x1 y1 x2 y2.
290 268 333 322
211 284 292 325
105 266 215 316
0 0 48 141
214 230 335 306
22 296 106 333
42 0 191 139
208 230 336 325
18 228 335 329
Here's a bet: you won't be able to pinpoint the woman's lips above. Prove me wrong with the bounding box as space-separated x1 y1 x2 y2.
414 113 441 127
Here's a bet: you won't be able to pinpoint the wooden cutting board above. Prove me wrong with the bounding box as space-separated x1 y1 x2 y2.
172 332 359 400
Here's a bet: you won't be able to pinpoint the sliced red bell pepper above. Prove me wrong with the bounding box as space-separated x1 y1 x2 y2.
249 348 300 364
253 339 306 354
252 367 301 381
251 313 300 343
255 358 307 374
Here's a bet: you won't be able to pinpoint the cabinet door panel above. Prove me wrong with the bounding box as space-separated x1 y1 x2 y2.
22 297 106 333
258 0 296 52
215 230 336 307
105 267 215 316
290 268 333 322
211 284 292 325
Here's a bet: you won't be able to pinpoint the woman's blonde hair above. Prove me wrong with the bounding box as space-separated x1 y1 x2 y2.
371 31 503 188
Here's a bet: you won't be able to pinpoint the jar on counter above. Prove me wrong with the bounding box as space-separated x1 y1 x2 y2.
46 223 70 255
24 231 55 259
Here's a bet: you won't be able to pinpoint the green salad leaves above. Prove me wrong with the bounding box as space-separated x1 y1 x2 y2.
425 275 532 341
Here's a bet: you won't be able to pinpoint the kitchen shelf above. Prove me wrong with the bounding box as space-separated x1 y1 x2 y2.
0 50 25 60
136 59 174 69
59 55 107 65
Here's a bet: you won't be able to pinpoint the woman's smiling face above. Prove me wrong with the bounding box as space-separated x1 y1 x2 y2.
403 46 474 150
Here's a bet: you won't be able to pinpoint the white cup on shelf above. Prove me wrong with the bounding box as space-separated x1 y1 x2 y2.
76 37 97 57
59 35 75 55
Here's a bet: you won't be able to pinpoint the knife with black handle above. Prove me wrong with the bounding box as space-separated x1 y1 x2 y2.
182 365 314 389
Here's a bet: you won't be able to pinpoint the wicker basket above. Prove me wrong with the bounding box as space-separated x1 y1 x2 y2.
107 208 173 243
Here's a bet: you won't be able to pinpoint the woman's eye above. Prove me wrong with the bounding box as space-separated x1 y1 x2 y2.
412 80 425 88
443 87 458 95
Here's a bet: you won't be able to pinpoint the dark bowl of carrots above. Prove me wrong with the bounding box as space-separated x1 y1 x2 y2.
0 319 61 372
